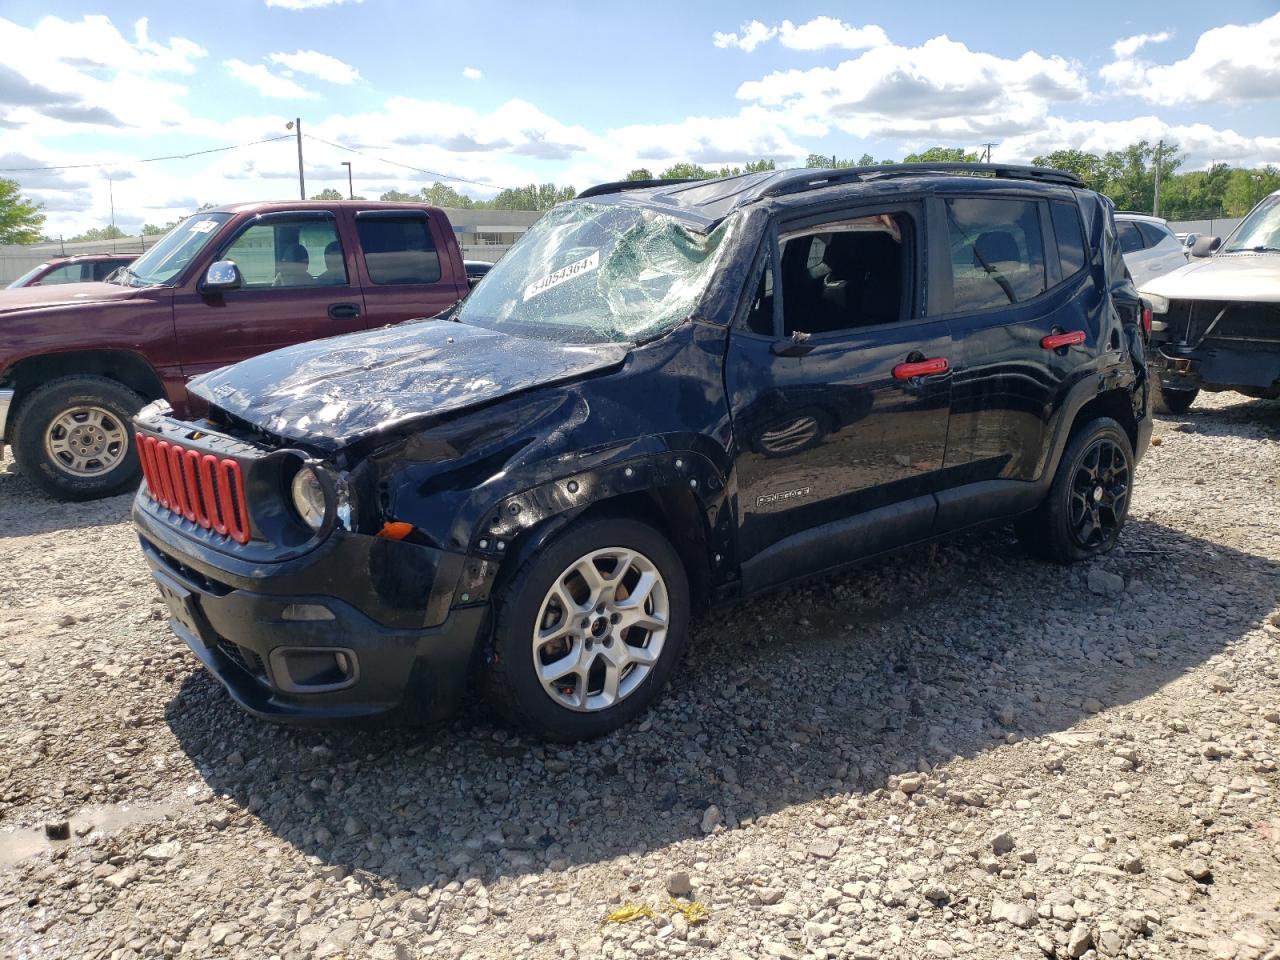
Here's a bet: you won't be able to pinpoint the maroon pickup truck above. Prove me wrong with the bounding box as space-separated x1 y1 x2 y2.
0 200 469 500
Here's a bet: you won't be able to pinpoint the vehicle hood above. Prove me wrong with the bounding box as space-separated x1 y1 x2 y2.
1139 253 1280 303
0 281 144 314
189 319 630 452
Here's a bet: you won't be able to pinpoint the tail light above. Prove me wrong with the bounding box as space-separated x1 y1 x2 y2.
1141 305 1152 336
136 432 251 544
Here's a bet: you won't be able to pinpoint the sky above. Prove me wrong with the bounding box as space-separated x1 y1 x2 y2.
1 0 1278 236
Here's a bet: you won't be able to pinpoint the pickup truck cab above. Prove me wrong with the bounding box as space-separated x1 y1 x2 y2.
0 200 469 500
6 254 138 289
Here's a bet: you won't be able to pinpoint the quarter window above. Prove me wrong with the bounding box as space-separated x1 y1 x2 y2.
356 216 441 284
1115 220 1145 254
778 214 911 335
1050 201 1087 277
1136 221 1170 247
945 197 1046 311
222 218 344 288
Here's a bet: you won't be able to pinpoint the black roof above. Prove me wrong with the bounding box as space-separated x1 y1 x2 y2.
577 163 1086 229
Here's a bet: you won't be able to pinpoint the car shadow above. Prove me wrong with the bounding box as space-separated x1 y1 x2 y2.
1157 394 1280 435
0 456 134 538
164 517 1280 896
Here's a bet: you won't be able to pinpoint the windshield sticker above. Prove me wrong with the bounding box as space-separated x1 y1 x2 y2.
523 251 599 302
189 220 219 234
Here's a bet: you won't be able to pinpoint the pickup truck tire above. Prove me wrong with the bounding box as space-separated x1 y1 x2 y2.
1016 416 1133 564
1150 379 1198 415
11 375 145 501
485 516 691 742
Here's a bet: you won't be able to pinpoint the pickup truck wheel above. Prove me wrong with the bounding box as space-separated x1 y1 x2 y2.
1151 379 1198 415
1016 417 1133 564
486 516 690 742
11 376 146 501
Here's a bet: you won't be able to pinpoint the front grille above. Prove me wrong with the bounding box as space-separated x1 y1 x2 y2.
1177 299 1280 346
136 433 251 544
216 638 267 682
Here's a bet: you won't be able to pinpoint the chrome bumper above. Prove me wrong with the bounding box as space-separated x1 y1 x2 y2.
0 388 13 458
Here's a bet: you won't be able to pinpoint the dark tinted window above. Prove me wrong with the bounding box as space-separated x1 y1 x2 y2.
1050 201 1087 277
356 217 441 284
1116 220 1144 254
1136 221 1170 247
779 214 910 335
744 262 775 335
945 198 1046 310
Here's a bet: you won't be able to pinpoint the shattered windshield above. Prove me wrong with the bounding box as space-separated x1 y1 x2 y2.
1222 195 1280 253
455 202 737 344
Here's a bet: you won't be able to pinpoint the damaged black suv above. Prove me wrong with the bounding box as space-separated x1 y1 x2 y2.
132 163 1151 741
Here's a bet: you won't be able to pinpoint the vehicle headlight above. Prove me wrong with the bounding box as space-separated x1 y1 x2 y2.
1145 293 1170 315
290 466 327 529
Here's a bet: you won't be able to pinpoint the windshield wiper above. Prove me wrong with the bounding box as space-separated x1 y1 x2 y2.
1225 245 1280 254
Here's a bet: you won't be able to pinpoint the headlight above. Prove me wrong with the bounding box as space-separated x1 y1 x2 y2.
290 466 327 529
1145 293 1170 315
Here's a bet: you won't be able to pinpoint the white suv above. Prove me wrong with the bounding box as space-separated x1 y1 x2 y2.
1114 213 1187 287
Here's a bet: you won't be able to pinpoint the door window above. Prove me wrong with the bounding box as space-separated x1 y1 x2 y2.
221 218 344 288
778 214 911 335
39 263 86 285
356 216 441 284
1115 220 1145 254
945 197 1046 310
1050 201 1087 278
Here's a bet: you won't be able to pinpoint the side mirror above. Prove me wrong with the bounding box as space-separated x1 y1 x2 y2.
1190 235 1221 259
771 329 814 358
202 260 242 292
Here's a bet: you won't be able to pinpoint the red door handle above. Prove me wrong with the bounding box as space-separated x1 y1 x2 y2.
893 357 949 379
1041 330 1086 350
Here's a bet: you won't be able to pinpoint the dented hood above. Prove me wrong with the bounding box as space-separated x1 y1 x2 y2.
189 319 628 452
1139 253 1280 304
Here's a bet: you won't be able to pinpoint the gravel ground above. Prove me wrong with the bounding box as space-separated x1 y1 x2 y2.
1 392 1278 960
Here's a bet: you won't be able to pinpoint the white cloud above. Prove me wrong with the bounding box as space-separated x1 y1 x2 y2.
224 60 318 99
712 20 777 53
736 35 1088 142
1102 12 1280 105
1111 31 1171 59
267 50 360 84
265 0 363 9
462 67 482 80
778 17 888 51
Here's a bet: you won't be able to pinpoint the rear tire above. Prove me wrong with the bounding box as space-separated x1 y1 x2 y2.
1151 378 1198 415
1016 417 1134 564
11 375 146 501
485 516 690 742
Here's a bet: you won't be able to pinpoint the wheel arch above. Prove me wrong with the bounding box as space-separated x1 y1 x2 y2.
2 350 166 441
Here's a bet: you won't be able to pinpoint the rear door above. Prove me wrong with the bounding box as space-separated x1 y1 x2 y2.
171 211 369 377
352 209 467 326
933 191 1100 530
726 201 952 592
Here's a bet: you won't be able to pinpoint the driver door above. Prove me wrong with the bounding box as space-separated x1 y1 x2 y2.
171 211 368 377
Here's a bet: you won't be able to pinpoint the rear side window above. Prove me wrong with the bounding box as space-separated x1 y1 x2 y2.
1050 201 1087 277
356 217 441 284
1136 221 1171 247
945 197 1046 311
1116 220 1144 254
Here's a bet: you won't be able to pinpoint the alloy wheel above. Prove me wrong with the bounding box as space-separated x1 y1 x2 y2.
532 547 669 712
44 406 128 478
1068 437 1130 549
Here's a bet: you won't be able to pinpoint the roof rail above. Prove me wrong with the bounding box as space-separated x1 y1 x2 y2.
576 177 704 200
758 162 1085 199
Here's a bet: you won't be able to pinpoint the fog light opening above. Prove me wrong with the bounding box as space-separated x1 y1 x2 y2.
269 646 359 693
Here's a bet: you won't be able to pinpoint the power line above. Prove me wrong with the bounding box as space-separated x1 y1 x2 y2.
301 132 501 190
0 134 294 173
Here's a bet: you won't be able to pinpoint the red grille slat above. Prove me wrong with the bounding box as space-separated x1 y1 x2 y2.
138 432 251 544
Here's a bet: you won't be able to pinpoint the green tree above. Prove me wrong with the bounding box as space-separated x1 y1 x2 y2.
1223 166 1280 216
1032 149 1107 191
310 188 344 200
420 182 477 208
379 189 417 202
1098 140 1184 213
903 146 980 163
66 225 129 242
0 178 46 244
658 162 712 180
1159 163 1232 219
142 219 181 235
625 168 654 181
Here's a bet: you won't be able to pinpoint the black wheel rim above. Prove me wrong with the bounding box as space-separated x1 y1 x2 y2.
1068 438 1129 550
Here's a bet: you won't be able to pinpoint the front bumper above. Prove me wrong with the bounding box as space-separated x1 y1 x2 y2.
135 503 488 724
1151 343 1280 396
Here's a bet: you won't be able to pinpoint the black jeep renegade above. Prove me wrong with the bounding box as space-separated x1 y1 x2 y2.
132 164 1152 741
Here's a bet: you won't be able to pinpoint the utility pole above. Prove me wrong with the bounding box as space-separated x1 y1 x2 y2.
342 161 353 200
107 177 116 250
287 118 305 199
981 142 999 163
1153 139 1162 217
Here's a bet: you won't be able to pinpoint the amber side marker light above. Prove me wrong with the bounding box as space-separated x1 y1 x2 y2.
377 521 414 541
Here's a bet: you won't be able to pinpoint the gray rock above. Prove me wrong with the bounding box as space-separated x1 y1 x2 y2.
1066 925 1093 958
991 899 1036 929
1087 568 1125 597
700 805 723 834
666 870 693 897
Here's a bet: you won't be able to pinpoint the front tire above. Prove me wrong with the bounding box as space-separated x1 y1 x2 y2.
11 375 145 501
1151 378 1198 415
486 516 690 742
1016 417 1134 564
